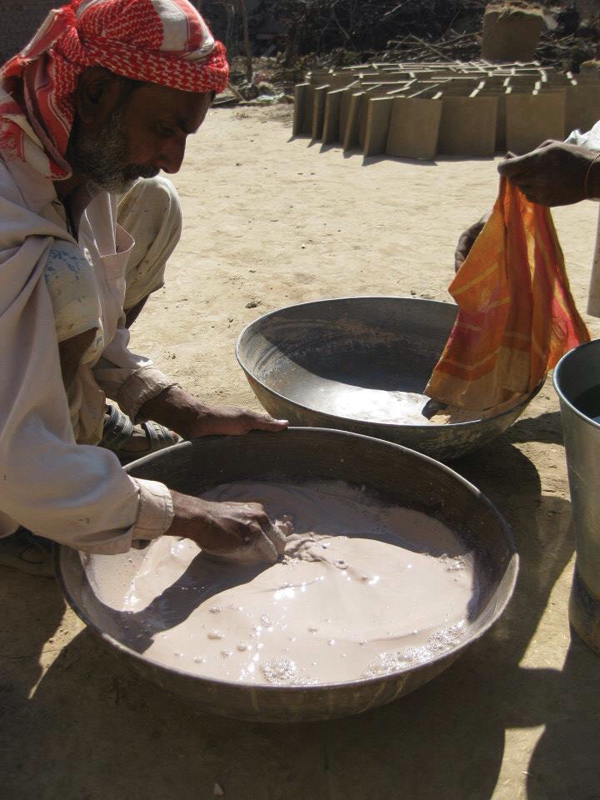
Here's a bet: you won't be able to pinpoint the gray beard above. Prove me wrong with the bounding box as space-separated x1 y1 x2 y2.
69 105 159 194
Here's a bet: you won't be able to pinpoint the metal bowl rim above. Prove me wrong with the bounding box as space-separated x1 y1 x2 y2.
553 339 600 430
235 295 541 430
54 428 519 695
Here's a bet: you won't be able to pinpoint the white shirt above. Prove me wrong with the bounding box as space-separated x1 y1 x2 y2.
565 120 600 317
0 152 175 554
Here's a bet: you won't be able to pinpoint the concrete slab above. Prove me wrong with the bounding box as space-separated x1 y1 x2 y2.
356 90 394 151
292 83 309 137
300 84 315 136
506 90 566 154
322 88 346 145
342 91 366 151
311 85 330 141
363 96 394 157
438 95 499 157
386 96 442 161
472 86 510 153
338 85 359 145
358 92 371 151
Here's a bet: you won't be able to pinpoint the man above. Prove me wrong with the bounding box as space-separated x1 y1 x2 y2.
455 134 600 317
0 0 288 576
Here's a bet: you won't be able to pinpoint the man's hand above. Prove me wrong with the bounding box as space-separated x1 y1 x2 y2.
497 140 600 206
139 385 288 440
186 404 288 437
168 490 271 552
454 214 490 272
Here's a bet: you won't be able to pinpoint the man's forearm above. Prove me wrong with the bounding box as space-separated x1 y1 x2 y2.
139 385 211 437
139 385 288 439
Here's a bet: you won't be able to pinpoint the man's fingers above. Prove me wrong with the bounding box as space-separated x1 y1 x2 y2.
509 178 537 192
454 235 472 272
243 519 267 541
454 214 488 272
261 518 287 556
536 139 559 150
249 414 289 432
497 153 532 177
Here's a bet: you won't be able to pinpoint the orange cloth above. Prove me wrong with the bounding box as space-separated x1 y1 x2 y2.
426 178 590 411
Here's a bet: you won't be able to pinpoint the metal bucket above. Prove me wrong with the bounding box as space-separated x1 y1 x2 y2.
554 339 600 656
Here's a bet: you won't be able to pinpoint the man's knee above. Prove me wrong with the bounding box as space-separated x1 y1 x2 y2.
119 177 183 313
119 176 182 236
145 175 181 209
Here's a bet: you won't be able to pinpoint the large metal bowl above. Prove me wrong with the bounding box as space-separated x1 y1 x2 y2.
55 428 518 723
236 296 540 461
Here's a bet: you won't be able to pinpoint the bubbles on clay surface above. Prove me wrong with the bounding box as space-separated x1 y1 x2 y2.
439 554 466 573
260 657 317 686
208 630 224 640
363 623 465 678
260 657 297 684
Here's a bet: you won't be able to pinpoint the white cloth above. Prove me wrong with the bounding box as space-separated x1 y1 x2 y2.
565 121 600 317
0 153 175 554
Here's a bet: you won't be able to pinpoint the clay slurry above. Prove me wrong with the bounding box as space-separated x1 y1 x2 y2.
101 481 479 686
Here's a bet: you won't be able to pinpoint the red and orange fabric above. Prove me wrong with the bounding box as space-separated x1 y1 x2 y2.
425 177 590 411
0 0 229 180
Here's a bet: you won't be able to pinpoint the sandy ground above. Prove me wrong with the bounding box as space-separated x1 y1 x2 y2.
2 105 600 800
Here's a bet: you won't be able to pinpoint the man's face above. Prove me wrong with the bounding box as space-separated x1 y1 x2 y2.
70 81 213 193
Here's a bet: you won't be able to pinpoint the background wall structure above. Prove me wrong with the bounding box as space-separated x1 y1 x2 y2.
0 1 57 64
0 1 271 66
576 0 599 21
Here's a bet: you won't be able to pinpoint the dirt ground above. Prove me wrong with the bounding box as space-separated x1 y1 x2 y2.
2 105 600 800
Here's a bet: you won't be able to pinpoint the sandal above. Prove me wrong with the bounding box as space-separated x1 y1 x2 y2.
0 528 55 578
100 404 183 465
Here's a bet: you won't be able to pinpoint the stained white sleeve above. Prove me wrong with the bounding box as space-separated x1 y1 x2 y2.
0 177 173 552
93 327 178 421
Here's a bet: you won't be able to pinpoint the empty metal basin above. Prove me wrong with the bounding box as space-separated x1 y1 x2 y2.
237 296 540 461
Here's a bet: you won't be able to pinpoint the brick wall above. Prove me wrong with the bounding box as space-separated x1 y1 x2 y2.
0 1 57 65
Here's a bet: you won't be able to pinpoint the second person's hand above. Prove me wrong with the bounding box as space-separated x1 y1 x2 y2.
497 140 600 206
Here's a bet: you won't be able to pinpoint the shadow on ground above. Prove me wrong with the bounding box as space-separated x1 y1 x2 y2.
1 421 599 800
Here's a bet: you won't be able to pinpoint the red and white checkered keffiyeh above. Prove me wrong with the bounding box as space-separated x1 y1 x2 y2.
0 0 229 179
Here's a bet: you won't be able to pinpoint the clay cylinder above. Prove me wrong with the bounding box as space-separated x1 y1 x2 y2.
481 5 546 63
